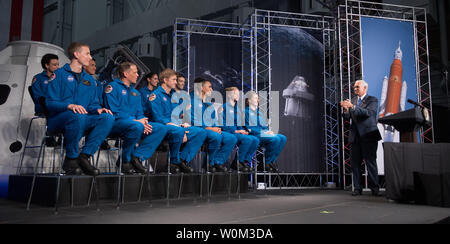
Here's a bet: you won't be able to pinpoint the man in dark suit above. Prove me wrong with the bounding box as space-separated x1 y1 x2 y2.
341 80 382 196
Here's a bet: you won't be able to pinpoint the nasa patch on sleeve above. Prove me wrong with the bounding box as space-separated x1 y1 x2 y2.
49 73 56 82
105 85 113 94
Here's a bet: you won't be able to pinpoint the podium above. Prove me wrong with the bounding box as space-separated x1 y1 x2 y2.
378 107 431 142
383 143 450 205
379 106 449 206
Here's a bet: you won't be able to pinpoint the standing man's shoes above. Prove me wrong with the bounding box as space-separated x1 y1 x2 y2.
371 189 382 197
352 189 362 196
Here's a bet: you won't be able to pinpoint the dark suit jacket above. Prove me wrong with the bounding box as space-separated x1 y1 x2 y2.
344 95 382 143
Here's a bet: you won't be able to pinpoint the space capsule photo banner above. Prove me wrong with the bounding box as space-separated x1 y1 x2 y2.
270 26 325 173
360 17 418 175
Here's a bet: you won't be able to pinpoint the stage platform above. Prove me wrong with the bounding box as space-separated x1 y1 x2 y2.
7 173 249 208
1 189 449 224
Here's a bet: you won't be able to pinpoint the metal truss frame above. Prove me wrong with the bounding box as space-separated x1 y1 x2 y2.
241 15 255 93
338 0 434 189
173 18 247 92
251 9 340 189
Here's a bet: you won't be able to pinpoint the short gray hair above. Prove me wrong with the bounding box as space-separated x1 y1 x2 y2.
355 80 368 89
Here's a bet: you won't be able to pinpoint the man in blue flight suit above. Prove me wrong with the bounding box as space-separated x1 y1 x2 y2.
191 78 237 173
103 62 168 174
245 91 287 173
175 73 186 92
84 58 110 150
174 73 190 124
221 87 259 172
149 68 207 173
46 42 115 176
139 72 159 121
31 53 59 115
83 59 103 104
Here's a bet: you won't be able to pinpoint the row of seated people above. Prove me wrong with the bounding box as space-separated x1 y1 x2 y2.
29 42 287 177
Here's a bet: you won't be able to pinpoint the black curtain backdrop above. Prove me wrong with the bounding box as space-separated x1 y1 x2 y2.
189 34 243 96
270 26 325 173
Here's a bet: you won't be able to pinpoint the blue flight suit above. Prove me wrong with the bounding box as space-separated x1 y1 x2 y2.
149 86 207 165
31 71 55 115
190 93 237 166
46 64 115 159
221 102 259 163
245 107 287 165
103 79 168 163
95 78 107 106
139 86 156 121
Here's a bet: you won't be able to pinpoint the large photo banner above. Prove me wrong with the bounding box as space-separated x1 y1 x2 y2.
361 17 418 175
189 34 243 95
270 26 325 173
188 28 326 173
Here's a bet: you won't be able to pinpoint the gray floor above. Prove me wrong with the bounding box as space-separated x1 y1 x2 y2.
1 190 449 224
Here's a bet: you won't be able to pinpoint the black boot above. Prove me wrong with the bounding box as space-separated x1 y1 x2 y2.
62 157 82 175
77 154 100 176
100 140 111 150
206 164 216 173
116 158 134 175
130 156 147 174
168 163 181 174
239 162 250 173
266 164 275 173
270 163 279 173
214 164 228 173
230 161 239 171
242 162 252 172
179 160 194 173
45 136 58 147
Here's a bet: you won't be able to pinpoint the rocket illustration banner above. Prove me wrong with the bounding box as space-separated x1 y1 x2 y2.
360 17 418 175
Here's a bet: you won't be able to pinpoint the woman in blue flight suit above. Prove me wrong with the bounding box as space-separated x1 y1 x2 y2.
221 87 259 172
244 91 287 172
103 62 168 174
139 72 159 121
31 53 59 115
